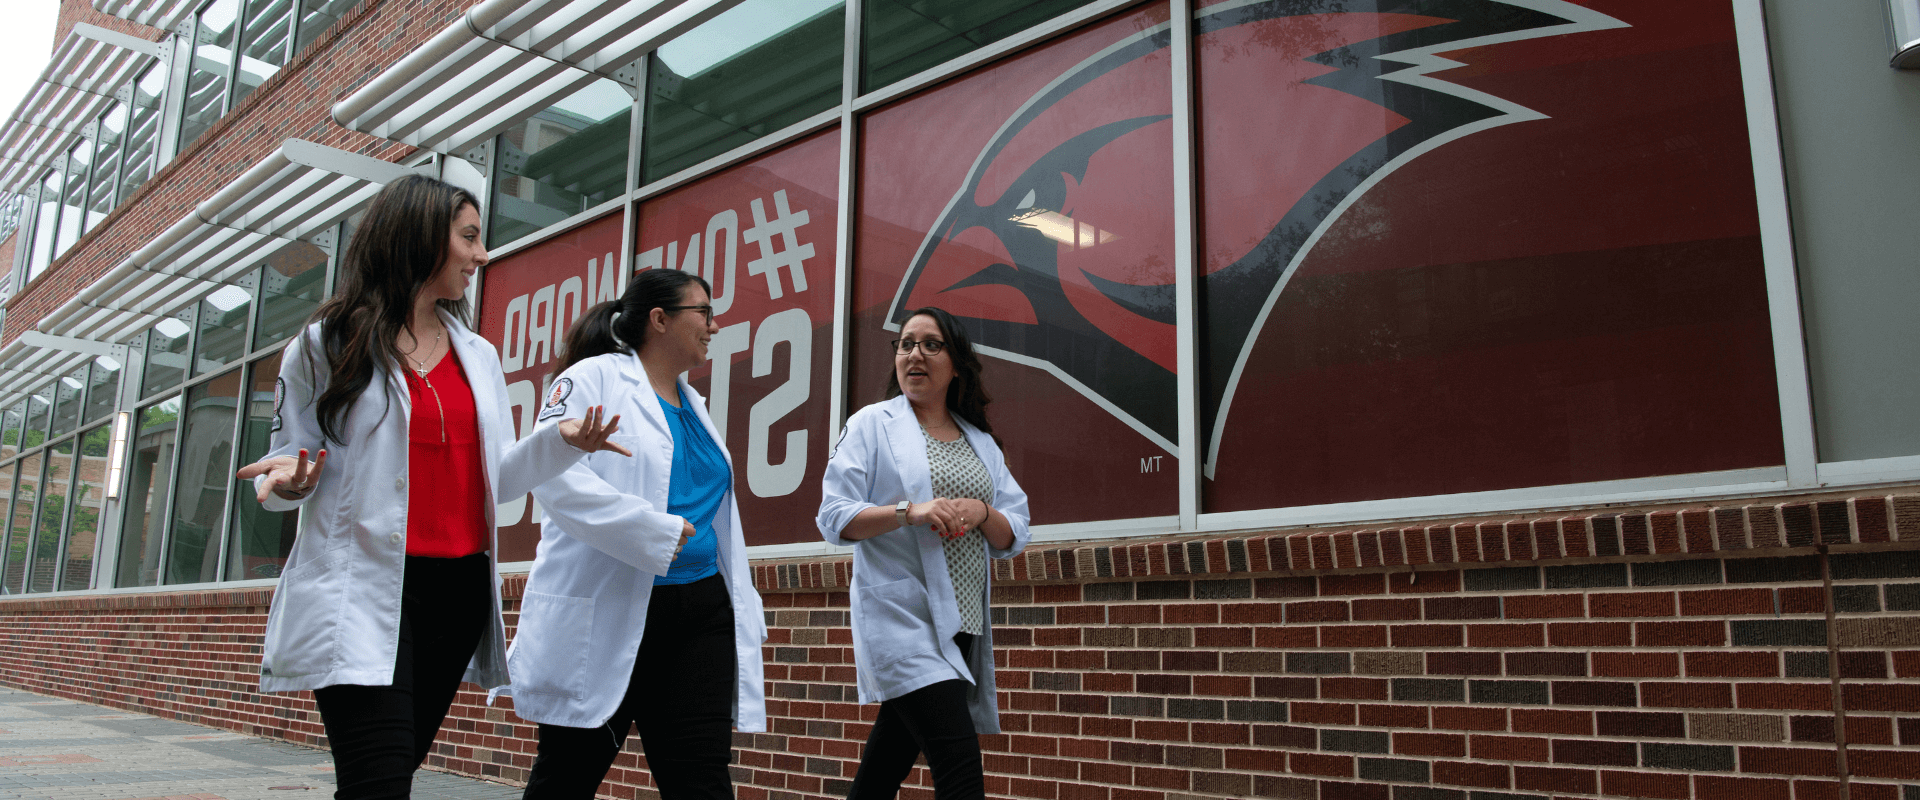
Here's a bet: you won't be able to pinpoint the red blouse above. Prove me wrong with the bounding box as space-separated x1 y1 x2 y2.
405 351 488 557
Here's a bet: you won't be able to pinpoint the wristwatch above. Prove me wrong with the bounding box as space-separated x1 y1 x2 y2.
895 500 911 528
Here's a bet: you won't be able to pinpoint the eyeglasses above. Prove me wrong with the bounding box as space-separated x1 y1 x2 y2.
890 338 947 355
663 304 714 323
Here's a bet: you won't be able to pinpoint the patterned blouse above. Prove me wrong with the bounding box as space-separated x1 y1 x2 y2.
923 426 995 636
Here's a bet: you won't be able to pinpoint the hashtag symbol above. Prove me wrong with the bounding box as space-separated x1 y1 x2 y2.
743 189 814 299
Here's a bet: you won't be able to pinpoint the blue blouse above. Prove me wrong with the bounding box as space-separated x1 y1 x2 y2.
655 385 730 586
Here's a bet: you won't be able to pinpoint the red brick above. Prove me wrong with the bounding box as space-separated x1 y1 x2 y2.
1842 683 1920 712
1794 780 1843 800
1470 734 1550 762
1350 598 1420 621
1514 765 1597 794
1894 651 1920 678
1285 600 1350 623
1845 716 1894 746
1222 603 1281 624
1593 651 1679 677
1192 675 1250 697
1549 621 1631 647
1255 626 1318 648
1254 724 1316 749
1686 651 1781 678
1391 624 1464 647
1642 681 1735 709
1589 591 1676 618
1849 748 1920 781
1165 604 1220 625
1318 780 1388 800
1433 760 1510 789
1358 703 1428 729
1737 682 1833 711
1291 702 1356 726
1255 677 1318 699
1319 678 1389 701
1224 746 1284 771
1426 651 1502 676
1850 783 1902 800
1637 620 1727 646
1395 732 1467 758
1319 625 1387 648
1597 710 1685 738
1511 708 1592 736
1552 738 1636 766
1681 588 1774 616
1195 628 1252 649
1505 594 1584 619
1778 587 1826 614
1899 717 1920 746
1694 775 1792 800
1320 574 1386 596
1506 651 1588 676
1287 752 1354 777
1433 707 1507 732
1737 746 1840 776
1602 770 1691 799
1388 570 1461 594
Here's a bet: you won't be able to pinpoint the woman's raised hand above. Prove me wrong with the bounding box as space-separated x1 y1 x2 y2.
558 405 631 456
237 448 329 503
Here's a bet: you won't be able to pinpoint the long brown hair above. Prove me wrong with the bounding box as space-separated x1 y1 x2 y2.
550 268 711 378
885 307 997 443
307 175 478 444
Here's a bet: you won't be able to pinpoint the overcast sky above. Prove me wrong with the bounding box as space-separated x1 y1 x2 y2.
0 2 62 126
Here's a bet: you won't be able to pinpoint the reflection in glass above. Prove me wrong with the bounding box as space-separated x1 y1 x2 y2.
0 401 21 459
180 0 238 149
90 100 129 224
4 452 40 593
0 465 13 592
28 170 60 282
61 425 108 591
84 357 121 424
28 440 72 593
254 242 328 349
56 141 92 255
863 0 1097 92
120 65 167 201
117 397 179 588
227 354 295 579
195 283 253 375
641 0 843 184
49 368 84 440
489 80 631 248
166 370 241 585
24 387 53 451
294 0 354 55
143 317 192 398
234 0 293 104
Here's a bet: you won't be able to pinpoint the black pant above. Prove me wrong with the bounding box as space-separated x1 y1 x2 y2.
846 633 984 800
523 573 738 800
312 553 490 800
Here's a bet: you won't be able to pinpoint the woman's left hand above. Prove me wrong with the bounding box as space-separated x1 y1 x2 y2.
557 405 631 456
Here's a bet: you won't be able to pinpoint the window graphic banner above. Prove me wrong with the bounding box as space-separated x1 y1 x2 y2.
637 129 841 547
477 212 625 562
856 4 1180 526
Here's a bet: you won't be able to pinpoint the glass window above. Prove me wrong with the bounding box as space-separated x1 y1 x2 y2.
89 101 129 226
28 440 73 593
165 370 240 585
294 0 352 55
254 242 327 349
490 80 632 248
49 368 84 440
0 464 13 589
863 0 1097 92
120 65 167 201
194 282 253 376
61 425 108 591
640 0 844 185
226 354 294 579
28 170 61 282
0 400 23 460
143 317 193 398
4 452 41 593
116 396 179 588
234 0 294 104
84 356 121 424
24 385 53 451
180 0 239 149
58 142 94 252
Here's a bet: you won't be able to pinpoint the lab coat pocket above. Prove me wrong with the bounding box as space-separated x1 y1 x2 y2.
509 591 595 699
857 578 935 668
262 549 351 680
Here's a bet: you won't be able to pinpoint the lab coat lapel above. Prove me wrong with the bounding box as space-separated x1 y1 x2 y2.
881 396 932 502
620 354 674 442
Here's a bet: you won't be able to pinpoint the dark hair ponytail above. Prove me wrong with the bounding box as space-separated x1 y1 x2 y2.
885 307 997 445
551 268 711 378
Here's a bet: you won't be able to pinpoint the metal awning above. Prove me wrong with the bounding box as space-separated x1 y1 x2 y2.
0 139 416 404
332 0 740 155
92 0 200 33
0 25 166 194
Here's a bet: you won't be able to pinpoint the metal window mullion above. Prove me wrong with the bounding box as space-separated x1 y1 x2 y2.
1169 0 1200 532
152 304 198 584
46 436 82 592
161 23 193 164
211 270 265 581
827 0 860 441
1730 0 1817 487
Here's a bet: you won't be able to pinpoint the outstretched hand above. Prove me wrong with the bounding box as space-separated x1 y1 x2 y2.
558 405 631 456
237 448 329 503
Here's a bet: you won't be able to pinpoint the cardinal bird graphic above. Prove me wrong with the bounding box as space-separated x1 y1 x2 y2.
887 0 1625 468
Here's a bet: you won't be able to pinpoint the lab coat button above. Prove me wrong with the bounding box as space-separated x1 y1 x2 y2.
389 532 403 545
395 477 406 490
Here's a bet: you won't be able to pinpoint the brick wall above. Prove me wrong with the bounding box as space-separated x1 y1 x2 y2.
0 490 1916 800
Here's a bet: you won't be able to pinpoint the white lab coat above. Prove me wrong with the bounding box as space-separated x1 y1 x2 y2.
816 395 1031 734
503 352 768 731
255 315 582 694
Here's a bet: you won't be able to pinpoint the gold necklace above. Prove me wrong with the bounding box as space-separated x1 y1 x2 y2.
403 327 447 443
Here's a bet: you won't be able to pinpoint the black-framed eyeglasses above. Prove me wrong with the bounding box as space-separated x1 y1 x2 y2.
664 304 714 323
890 338 947 355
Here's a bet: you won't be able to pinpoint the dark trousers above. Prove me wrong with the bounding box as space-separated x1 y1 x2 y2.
522 573 738 800
846 633 984 800
312 553 490 800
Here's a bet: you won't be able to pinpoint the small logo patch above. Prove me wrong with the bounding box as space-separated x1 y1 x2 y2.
537 377 573 422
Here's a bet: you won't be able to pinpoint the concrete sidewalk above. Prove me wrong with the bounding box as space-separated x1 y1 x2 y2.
0 687 521 800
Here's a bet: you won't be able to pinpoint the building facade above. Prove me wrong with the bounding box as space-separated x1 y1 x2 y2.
0 0 1916 798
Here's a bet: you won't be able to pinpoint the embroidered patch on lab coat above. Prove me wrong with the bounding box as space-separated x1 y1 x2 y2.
272 377 285 432
537 377 573 421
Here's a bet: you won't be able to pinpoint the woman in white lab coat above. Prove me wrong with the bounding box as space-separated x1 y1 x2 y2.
239 175 625 800
816 307 1031 800
509 268 766 799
